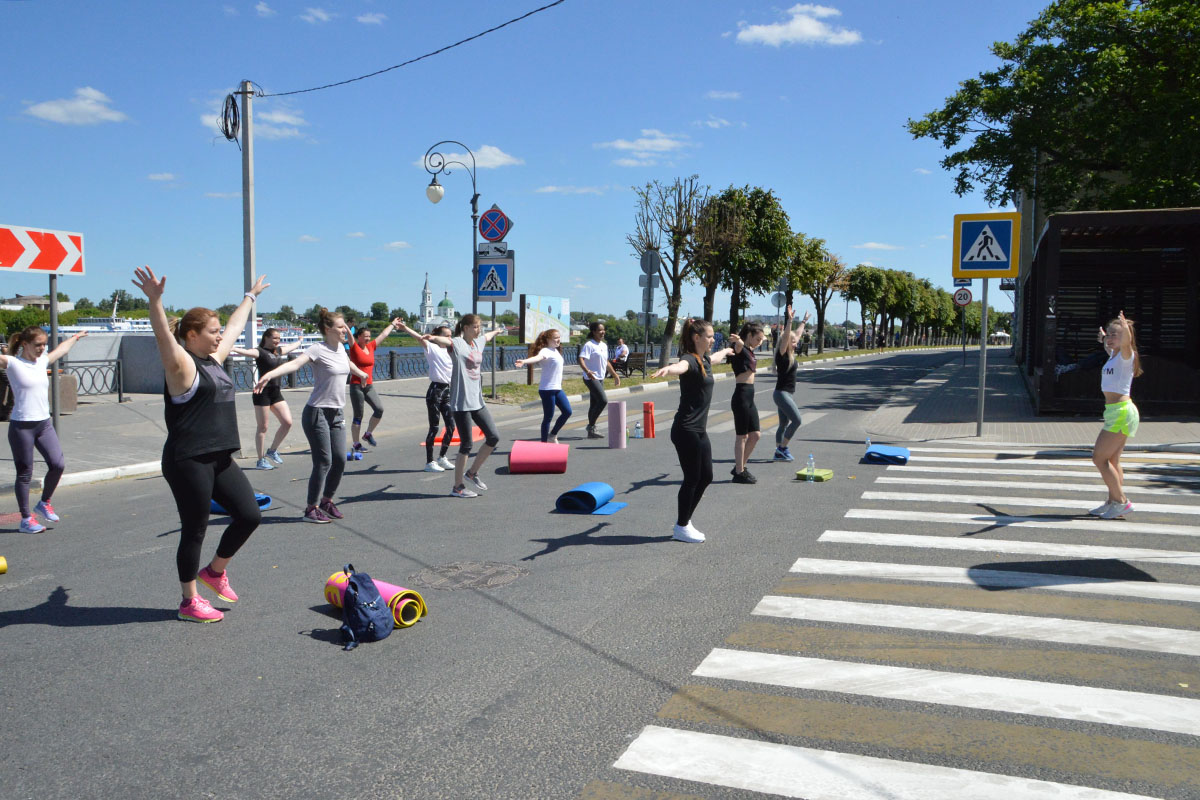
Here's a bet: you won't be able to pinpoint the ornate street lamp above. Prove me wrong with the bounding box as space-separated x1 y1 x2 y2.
423 141 480 315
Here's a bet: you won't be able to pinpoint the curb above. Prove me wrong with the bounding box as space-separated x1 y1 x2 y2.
3 460 162 493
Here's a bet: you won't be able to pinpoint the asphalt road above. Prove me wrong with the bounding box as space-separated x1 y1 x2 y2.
2 350 1197 800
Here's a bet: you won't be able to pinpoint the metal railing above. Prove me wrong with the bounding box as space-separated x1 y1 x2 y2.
62 359 124 401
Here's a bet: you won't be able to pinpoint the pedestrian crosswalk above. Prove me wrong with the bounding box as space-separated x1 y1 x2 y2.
585 445 1200 799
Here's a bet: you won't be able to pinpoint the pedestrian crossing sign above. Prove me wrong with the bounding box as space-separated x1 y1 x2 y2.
476 254 515 302
953 212 1020 279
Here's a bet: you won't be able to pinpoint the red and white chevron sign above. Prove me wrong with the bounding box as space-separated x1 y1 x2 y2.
0 224 84 275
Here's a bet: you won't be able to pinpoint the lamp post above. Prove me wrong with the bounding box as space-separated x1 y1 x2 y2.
423 141 480 316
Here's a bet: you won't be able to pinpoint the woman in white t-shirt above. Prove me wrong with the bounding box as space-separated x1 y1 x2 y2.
0 326 87 533
254 308 368 523
1090 310 1143 520
577 320 620 439
516 328 572 443
398 320 458 473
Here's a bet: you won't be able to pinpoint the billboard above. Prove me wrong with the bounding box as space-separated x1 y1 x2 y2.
520 294 571 344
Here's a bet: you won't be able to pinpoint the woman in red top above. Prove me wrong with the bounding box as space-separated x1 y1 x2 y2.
348 318 402 455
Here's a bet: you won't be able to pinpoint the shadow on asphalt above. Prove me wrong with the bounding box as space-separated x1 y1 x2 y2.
522 521 674 561
968 559 1157 589
0 586 177 628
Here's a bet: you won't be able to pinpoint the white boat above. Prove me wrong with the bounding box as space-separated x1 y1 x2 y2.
51 303 321 349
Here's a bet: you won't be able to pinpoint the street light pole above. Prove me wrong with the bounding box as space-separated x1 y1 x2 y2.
423 141 480 316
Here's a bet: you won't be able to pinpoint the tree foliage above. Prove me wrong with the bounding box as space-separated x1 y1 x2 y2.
689 186 748 322
721 187 792 330
907 0 1200 210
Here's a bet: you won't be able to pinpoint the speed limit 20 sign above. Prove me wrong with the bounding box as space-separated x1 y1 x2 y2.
953 287 973 307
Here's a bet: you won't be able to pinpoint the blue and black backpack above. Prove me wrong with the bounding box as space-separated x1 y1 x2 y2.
338 564 394 651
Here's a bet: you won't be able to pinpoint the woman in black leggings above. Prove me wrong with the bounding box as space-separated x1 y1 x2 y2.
652 319 738 543
133 266 267 623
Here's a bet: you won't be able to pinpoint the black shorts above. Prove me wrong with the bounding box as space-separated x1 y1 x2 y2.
731 382 760 435
253 383 284 407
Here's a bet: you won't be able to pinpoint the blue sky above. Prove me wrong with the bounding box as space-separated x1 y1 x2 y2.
2 0 1043 324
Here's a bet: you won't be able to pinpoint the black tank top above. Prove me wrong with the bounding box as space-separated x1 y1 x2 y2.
731 346 757 377
775 351 797 393
163 352 240 461
673 354 714 433
255 347 285 389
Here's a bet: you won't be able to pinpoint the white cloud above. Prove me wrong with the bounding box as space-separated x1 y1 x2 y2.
931 234 949 240
603 260 617 265
300 7 334 23
695 115 732 129
254 105 309 139
357 12 386 24
298 234 320 242
384 241 411 250
413 144 523 170
24 87 128 125
595 129 691 166
148 173 176 181
913 167 932 175
346 232 366 238
574 283 590 290
736 4 862 47
205 191 241 199
223 6 239 16
706 90 741 100
853 242 903 250
255 2 276 17
535 185 606 195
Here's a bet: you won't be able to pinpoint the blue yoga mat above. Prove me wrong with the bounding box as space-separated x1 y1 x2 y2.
211 493 272 515
863 444 910 465
555 482 627 515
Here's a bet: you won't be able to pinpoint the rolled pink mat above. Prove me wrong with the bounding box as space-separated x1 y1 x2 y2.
324 571 427 628
608 400 626 449
508 439 569 474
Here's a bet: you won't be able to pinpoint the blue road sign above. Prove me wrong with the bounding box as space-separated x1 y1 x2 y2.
479 206 512 242
952 212 1020 278
953 278 972 287
476 255 514 302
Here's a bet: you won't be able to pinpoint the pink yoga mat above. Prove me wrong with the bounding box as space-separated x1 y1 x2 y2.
325 571 428 628
508 440 569 474
608 400 626 449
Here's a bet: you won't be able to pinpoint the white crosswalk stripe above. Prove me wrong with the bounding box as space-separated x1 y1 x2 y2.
606 444 1200 798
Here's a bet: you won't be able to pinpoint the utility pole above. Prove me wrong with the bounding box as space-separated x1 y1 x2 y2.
240 80 257 352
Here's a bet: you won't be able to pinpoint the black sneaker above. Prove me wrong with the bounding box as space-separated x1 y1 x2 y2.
731 470 756 484
586 427 604 439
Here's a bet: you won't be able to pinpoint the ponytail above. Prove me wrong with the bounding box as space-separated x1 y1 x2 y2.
454 313 481 338
679 317 713 377
7 325 45 357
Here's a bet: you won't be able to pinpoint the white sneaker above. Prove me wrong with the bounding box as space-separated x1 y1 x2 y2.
1088 501 1112 517
672 524 705 543
451 485 479 498
465 471 488 491
1101 501 1132 520
424 461 445 472
436 456 455 470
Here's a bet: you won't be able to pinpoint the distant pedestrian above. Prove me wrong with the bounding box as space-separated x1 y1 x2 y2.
516 328 572 443
578 320 620 439
132 266 266 623
425 314 504 498
398 320 456 473
730 320 766 483
1091 310 1143 520
254 309 369 523
232 328 303 469
347 318 402 456
612 337 630 376
652 319 738 543
772 305 810 463
877 331 885 354
1 326 87 533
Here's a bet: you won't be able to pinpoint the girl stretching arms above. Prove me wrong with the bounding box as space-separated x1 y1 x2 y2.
1091 310 1143 520
515 328 572 443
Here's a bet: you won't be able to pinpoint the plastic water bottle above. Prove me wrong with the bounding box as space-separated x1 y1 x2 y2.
806 453 815 482
865 436 871 453
633 421 643 439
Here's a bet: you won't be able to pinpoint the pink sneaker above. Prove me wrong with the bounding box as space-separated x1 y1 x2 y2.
178 595 224 623
197 565 238 603
318 499 343 520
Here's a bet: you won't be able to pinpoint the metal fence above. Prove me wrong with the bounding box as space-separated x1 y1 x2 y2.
62 359 124 401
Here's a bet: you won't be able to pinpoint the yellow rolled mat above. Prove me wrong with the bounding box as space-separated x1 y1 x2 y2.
325 570 427 629
0 555 6 574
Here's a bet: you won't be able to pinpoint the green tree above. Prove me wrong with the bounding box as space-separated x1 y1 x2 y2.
690 186 748 322
624 309 637 321
56 291 69 302
843 264 886 348
304 304 324 323
389 307 411 324
216 304 239 318
276 304 297 323
789 236 847 354
75 297 92 311
908 0 1200 211
723 187 792 330
370 301 390 321
497 310 518 326
335 305 360 324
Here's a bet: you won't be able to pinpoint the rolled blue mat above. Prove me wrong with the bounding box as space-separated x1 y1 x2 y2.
863 444 910 465
211 493 272 515
555 482 627 515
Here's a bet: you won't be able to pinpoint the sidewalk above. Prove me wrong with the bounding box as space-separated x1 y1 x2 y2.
864 349 1200 451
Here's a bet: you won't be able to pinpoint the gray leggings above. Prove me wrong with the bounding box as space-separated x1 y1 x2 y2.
349 383 383 424
451 406 500 454
301 405 345 506
772 389 802 446
8 418 64 517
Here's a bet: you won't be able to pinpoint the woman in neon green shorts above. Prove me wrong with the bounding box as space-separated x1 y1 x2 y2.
1091 310 1142 520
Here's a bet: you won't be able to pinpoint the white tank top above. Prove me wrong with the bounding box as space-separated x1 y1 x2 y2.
1100 350 1135 396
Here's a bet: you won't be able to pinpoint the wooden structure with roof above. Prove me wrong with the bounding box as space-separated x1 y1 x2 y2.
1015 208 1200 415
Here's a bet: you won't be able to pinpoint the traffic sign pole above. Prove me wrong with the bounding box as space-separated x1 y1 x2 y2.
49 275 59 431
976 278 989 437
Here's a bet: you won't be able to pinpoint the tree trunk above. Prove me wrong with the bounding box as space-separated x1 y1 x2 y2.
702 281 718 324
859 306 867 349
728 275 742 332
815 305 826 354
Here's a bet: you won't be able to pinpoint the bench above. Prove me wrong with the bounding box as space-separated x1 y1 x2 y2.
617 352 648 378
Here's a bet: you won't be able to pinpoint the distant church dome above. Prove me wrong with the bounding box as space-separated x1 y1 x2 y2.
437 294 454 309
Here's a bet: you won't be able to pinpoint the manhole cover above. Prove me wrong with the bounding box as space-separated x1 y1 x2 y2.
409 561 529 590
